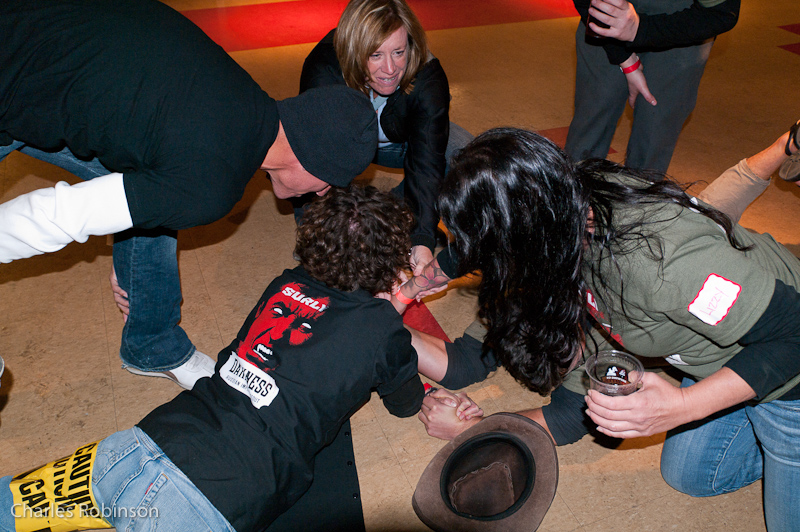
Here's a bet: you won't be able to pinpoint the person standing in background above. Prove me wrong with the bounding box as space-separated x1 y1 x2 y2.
565 0 739 174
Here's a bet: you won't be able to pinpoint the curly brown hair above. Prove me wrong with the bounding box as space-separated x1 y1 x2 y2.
296 185 414 295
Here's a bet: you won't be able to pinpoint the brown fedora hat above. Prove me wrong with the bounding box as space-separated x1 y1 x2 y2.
412 413 558 532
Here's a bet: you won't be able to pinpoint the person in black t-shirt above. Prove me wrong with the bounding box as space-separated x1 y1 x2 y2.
0 0 378 391
0 185 435 532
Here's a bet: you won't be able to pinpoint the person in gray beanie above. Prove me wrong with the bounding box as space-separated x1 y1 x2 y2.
0 0 377 390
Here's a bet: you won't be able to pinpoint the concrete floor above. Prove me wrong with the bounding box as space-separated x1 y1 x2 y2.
1 0 799 530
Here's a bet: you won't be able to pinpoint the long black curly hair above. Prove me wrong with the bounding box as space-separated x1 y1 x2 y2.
438 128 746 395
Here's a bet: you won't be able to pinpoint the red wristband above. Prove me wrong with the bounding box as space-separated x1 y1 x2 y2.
394 290 415 305
620 59 641 75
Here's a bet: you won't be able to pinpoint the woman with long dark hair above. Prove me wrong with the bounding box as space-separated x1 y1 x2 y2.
403 127 800 530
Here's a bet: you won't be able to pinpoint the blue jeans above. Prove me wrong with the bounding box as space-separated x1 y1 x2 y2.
372 121 474 171
0 427 234 532
0 142 194 370
292 121 474 222
661 378 800 531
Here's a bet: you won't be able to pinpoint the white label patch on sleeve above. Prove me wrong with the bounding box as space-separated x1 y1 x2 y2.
687 274 741 325
220 352 279 409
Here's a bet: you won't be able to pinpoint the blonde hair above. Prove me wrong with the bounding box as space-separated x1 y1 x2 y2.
334 0 428 96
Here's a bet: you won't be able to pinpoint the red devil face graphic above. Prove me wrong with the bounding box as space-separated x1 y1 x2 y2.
237 282 329 371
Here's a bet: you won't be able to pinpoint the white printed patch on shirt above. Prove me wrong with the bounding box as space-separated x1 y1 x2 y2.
665 354 688 366
221 352 279 409
687 274 741 326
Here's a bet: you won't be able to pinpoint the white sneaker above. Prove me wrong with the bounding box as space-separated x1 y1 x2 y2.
779 151 800 182
126 350 216 390
780 119 800 182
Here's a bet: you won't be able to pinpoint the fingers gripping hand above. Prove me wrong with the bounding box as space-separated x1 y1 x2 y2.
410 246 434 277
109 266 130 322
418 390 482 440
455 392 484 420
584 372 688 439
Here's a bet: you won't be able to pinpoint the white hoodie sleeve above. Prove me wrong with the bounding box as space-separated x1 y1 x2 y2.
0 172 133 263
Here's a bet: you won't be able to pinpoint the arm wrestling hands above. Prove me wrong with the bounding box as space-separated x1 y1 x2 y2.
418 388 484 440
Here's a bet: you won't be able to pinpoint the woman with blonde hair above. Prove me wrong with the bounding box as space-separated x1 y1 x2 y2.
299 0 473 274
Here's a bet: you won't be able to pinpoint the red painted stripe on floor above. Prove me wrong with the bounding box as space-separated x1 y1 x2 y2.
779 23 800 36
780 42 800 56
182 0 578 52
403 301 451 343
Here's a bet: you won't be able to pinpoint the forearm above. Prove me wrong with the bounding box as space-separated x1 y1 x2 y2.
725 280 800 400
404 164 444 253
0 173 132 262
518 408 556 443
632 0 739 48
680 368 755 423
407 326 449 382
397 257 451 300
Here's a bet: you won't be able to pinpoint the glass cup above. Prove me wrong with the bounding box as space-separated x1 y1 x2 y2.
585 350 643 396
585 12 610 39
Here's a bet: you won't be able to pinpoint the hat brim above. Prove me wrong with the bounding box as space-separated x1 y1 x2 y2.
413 413 558 532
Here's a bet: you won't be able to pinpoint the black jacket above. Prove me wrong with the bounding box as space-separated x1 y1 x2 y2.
573 0 740 65
300 30 450 251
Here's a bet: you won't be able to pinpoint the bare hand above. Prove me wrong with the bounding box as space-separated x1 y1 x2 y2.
419 388 482 440
403 258 452 300
455 392 484 420
623 62 657 108
588 0 640 42
109 266 130 322
410 245 434 277
585 371 688 438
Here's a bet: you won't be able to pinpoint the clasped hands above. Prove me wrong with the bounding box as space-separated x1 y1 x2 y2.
418 388 483 440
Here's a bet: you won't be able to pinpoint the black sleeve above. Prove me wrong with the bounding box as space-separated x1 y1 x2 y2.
632 0 740 49
572 0 739 65
376 323 424 416
399 61 451 252
438 333 498 389
381 374 425 417
541 385 593 446
435 246 460 280
299 30 345 93
725 279 800 400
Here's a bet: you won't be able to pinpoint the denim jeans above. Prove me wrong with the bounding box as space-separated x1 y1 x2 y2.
661 378 800 531
0 142 194 370
372 121 473 171
0 427 234 532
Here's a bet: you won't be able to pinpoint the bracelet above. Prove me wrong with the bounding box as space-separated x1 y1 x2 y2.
394 290 415 305
620 59 641 75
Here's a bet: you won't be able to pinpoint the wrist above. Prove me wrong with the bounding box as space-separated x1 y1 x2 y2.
621 58 641 74
394 287 415 306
